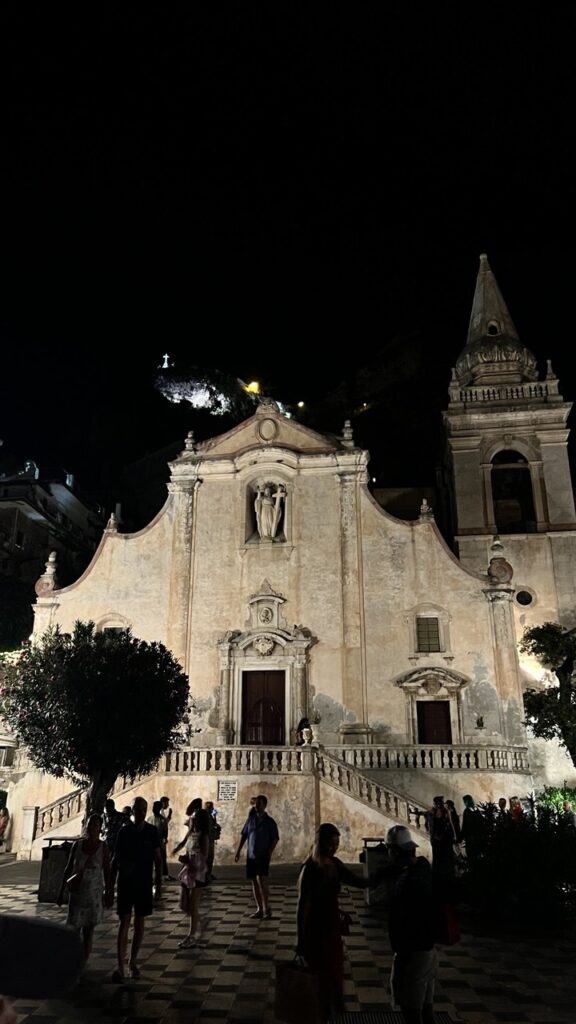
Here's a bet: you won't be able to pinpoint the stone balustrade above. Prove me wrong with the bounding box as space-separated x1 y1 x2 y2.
326 743 530 773
163 746 310 774
451 383 550 404
33 741 528 840
37 788 86 837
315 749 427 833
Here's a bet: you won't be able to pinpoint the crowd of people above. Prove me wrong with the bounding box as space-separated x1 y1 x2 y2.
44 787 576 1022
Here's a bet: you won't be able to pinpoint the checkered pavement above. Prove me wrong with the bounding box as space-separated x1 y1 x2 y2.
1 861 575 1023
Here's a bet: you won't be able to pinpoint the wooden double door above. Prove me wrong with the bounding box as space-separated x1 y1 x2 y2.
241 670 285 745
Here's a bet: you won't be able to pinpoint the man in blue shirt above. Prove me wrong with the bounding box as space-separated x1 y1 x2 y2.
235 794 279 919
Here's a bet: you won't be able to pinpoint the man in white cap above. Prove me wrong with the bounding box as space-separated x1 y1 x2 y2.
386 825 438 1024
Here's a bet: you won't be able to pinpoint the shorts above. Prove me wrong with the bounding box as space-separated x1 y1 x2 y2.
117 878 154 918
391 948 438 1009
246 855 271 879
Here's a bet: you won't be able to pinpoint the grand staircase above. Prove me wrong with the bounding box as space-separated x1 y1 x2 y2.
31 744 430 853
25 740 530 860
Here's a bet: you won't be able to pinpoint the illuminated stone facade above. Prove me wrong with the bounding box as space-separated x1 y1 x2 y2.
6 256 576 859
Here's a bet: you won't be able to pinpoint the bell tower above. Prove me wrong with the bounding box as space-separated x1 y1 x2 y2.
443 254 576 626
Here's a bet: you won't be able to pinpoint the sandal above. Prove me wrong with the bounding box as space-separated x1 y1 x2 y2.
178 936 196 948
249 910 263 919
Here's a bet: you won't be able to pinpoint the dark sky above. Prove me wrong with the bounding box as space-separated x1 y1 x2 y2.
2 8 575 501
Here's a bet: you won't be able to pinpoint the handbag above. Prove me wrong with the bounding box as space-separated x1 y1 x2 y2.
339 910 353 936
275 958 325 1024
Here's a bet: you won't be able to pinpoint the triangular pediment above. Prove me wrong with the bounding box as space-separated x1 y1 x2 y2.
193 401 341 459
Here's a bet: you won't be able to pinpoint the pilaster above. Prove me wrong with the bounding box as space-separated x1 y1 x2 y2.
337 472 370 742
166 479 201 671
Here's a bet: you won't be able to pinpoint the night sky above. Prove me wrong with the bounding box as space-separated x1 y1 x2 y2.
2 8 575 505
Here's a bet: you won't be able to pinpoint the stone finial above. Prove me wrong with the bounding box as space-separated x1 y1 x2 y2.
490 535 504 554
419 498 434 520
35 551 58 596
105 512 118 533
487 556 513 584
341 419 354 448
546 359 555 380
184 430 196 452
255 397 280 415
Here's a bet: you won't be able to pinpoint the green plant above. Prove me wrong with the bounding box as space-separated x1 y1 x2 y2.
520 622 576 769
537 784 576 811
1 621 189 816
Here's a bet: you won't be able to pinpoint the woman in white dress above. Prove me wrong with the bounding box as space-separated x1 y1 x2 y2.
59 813 112 961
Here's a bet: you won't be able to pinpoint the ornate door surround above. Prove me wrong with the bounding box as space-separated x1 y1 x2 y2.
216 580 316 745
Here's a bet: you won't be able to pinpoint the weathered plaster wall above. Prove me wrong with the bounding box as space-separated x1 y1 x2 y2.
360 497 508 745
34 506 174 643
23 772 417 864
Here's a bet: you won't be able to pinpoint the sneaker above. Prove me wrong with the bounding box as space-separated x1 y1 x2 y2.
263 910 273 920
111 968 125 983
178 936 196 948
249 910 263 919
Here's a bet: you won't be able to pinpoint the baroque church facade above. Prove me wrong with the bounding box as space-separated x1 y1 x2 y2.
6 255 576 861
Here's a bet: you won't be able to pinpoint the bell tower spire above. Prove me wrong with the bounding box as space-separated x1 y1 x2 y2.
443 256 576 625
454 254 538 387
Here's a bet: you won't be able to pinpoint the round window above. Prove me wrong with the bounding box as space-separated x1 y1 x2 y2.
515 590 534 607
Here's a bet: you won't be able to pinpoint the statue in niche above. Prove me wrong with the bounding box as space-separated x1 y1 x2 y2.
254 483 286 540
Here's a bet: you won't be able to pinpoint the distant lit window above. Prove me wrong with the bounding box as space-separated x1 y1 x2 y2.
416 616 441 653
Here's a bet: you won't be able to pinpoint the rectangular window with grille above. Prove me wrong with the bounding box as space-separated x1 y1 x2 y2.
416 616 441 652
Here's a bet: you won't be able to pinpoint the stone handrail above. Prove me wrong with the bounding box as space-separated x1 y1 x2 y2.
35 770 151 838
325 743 530 773
36 787 87 837
34 747 310 838
34 742 528 840
163 746 308 774
315 748 427 832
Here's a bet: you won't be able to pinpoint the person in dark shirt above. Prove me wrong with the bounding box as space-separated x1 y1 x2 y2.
102 799 126 854
234 794 279 919
387 825 438 1024
109 796 162 982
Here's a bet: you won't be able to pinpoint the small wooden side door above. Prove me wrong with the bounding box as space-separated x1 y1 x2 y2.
416 700 452 744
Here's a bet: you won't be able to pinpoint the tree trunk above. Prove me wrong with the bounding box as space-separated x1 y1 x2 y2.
85 768 118 824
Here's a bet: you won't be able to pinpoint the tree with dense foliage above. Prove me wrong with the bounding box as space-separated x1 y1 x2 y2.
0 621 189 815
520 621 576 769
